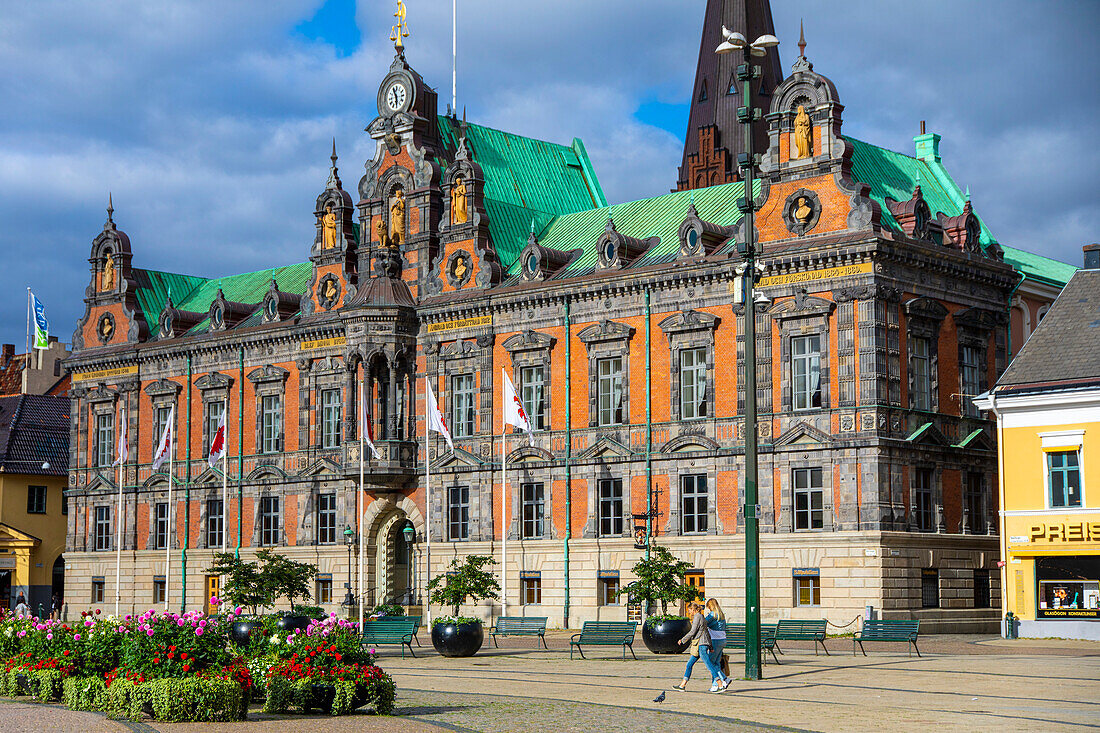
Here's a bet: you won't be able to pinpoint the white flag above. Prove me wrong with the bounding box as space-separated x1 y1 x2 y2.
362 391 381 460
112 409 127 466
207 407 227 468
502 369 534 446
152 405 174 471
425 382 454 453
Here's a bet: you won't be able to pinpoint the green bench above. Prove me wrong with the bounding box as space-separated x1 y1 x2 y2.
383 614 422 646
569 621 637 660
853 619 921 657
490 616 549 649
361 617 418 658
725 623 779 665
774 619 829 655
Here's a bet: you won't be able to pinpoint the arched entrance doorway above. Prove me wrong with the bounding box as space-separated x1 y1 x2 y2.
372 512 413 607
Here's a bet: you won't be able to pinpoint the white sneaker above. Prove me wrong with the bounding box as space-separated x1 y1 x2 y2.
709 684 721 692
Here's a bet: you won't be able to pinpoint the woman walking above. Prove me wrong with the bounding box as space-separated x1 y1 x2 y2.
705 599 728 684
675 601 732 692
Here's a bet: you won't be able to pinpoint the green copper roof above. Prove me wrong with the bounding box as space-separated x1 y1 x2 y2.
515 180 754 279
437 116 607 268
177 262 314 333
131 269 208 328
847 136 1075 288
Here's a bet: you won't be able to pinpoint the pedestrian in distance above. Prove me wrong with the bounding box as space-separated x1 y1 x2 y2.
50 593 61 620
676 601 733 692
705 598 730 685
13 593 29 618
673 601 704 691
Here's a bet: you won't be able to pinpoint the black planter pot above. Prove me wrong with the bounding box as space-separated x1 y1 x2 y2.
229 619 261 647
431 620 484 657
275 614 311 634
309 683 336 713
14 673 30 696
642 617 692 654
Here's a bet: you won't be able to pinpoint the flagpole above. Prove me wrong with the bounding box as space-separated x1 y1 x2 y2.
424 376 432 628
115 405 124 619
25 289 31 359
222 398 228 552
165 410 173 611
357 378 365 632
501 413 507 616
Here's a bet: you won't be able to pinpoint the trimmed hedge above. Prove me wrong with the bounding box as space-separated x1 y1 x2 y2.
61 676 245 722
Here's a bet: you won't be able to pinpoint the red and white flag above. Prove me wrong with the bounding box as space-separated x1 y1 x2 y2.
502 369 534 446
207 406 227 468
152 405 174 471
362 391 381 460
425 382 454 453
112 408 127 467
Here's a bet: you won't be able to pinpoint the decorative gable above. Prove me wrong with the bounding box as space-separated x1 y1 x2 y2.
576 435 633 460
678 203 734 258
595 218 657 271
775 422 834 447
577 319 635 345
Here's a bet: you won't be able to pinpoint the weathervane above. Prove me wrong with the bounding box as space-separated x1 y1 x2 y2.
390 0 409 51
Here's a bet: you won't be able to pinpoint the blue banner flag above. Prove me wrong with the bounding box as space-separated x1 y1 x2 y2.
30 292 49 349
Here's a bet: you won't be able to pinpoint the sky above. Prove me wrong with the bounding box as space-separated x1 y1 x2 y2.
0 0 1096 350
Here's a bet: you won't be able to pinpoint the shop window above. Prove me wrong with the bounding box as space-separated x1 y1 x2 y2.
317 493 337 544
448 485 469 541
522 482 544 539
598 574 620 606
794 569 821 607
316 576 333 604
206 499 223 548
921 569 939 609
27 485 46 514
91 578 105 604
1036 555 1100 618
1047 450 1082 508
974 569 991 609
522 575 542 605
681 475 708 534
598 479 623 537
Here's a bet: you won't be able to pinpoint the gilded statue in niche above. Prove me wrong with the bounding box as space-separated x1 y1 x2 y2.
321 203 339 249
795 196 812 223
323 278 338 303
453 256 467 279
451 176 468 224
102 252 115 291
100 316 113 339
389 189 405 246
793 105 812 159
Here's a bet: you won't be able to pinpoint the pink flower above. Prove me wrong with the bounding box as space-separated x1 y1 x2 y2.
195 627 204 636
46 633 53 640
73 634 81 641
177 619 185 627
234 607 242 615
146 629 154 637
209 596 219 606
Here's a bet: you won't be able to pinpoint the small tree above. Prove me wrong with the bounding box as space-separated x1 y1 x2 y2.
256 549 316 610
207 553 273 616
617 544 701 618
428 555 501 620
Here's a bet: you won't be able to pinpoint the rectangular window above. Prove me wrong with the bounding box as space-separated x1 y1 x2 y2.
791 334 822 410
154 502 169 550
680 347 707 420
320 388 342 449
153 405 172 457
521 482 545 539
914 468 934 532
520 365 548 430
27 485 47 514
910 336 932 411
597 357 624 426
965 472 984 534
91 579 105 604
260 496 280 546
261 395 282 454
316 577 333 604
522 577 542 605
95 412 114 467
960 345 982 417
94 506 111 551
680 474 708 534
598 478 623 537
448 485 469 541
317 493 337 544
153 577 166 606
598 576 621 606
921 569 939 608
204 401 225 455
1048 450 1082 508
795 577 821 607
974 569 991 609
793 468 823 531
451 374 476 438
205 499 223 548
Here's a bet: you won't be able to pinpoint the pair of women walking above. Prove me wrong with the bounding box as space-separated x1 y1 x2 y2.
675 598 733 692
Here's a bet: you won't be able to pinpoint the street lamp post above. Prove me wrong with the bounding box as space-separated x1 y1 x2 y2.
716 24 779 682
342 525 356 611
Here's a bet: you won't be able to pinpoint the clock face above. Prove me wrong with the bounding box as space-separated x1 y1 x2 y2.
385 82 408 112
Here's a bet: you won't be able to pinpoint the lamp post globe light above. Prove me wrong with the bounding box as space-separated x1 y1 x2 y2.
716 24 779 682
342 525 356 610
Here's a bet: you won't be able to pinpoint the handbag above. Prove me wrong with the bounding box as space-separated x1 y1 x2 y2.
689 638 701 657
720 652 731 677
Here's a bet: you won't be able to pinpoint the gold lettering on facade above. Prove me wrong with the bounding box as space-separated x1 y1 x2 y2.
72 365 139 382
424 315 492 334
754 262 872 288
299 336 348 351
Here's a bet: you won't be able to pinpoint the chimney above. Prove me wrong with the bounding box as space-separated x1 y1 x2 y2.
1 344 12 367
914 121 941 163
1084 243 1100 270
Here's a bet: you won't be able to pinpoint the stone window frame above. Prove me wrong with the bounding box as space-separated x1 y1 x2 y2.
144 380 182 463
153 501 170 550
439 339 490 441
86 385 119 470
195 372 233 457
311 358 345 450
578 320 635 428
768 293 835 413
507 454 555 540
787 464 831 532
677 472 715 536
953 308 998 418
903 298 947 414
596 477 625 538
582 459 634 539
502 330 555 431
659 310 719 423
909 464 941 533
256 493 282 547
248 365 289 454
316 491 338 545
93 504 112 551
203 496 224 549
446 483 471 541
519 480 546 540
963 470 987 535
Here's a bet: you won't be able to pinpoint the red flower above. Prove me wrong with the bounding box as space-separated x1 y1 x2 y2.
167 652 174 659
169 645 176 651
180 653 188 660
183 664 191 672
334 653 342 661
153 657 160 663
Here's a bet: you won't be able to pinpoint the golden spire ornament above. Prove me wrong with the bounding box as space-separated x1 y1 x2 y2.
390 0 409 50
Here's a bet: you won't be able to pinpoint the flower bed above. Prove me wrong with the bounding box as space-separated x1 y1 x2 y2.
0 604 394 721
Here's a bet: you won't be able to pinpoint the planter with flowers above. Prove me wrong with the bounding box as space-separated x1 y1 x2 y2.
427 555 500 658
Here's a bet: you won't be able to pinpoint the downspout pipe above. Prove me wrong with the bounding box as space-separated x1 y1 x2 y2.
181 353 192 613
644 288 652 561
563 299 572 629
237 347 244 559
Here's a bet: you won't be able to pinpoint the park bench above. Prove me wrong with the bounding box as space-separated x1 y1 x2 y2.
361 617 418 658
725 623 779 665
490 616 549 649
569 621 637 660
774 619 830 655
853 619 921 657
386 614 422 646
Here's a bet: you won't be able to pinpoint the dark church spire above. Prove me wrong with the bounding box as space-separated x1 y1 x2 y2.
676 0 783 191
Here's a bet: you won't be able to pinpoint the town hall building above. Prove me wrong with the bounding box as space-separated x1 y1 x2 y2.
63 0 1074 631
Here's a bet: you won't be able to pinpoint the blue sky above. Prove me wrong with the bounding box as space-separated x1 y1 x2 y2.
0 0 1096 350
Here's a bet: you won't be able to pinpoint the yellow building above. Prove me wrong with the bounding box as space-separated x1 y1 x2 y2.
0 395 69 615
979 245 1098 639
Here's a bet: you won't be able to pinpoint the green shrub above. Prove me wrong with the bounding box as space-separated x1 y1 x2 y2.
373 604 404 617
104 678 138 719
62 676 107 711
146 678 245 722
291 604 324 619
263 675 292 714
28 668 62 701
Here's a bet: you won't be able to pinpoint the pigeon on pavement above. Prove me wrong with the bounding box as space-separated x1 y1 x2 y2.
653 691 666 703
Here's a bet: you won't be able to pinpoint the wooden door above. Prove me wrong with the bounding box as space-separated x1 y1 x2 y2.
205 576 220 615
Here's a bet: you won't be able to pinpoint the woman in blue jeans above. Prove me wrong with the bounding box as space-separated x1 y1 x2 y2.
674 602 732 692
705 598 728 687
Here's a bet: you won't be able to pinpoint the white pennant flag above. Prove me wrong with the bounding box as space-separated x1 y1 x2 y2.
207 408 227 468
362 390 381 460
112 409 127 466
502 369 534 446
425 382 454 453
152 405 174 471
